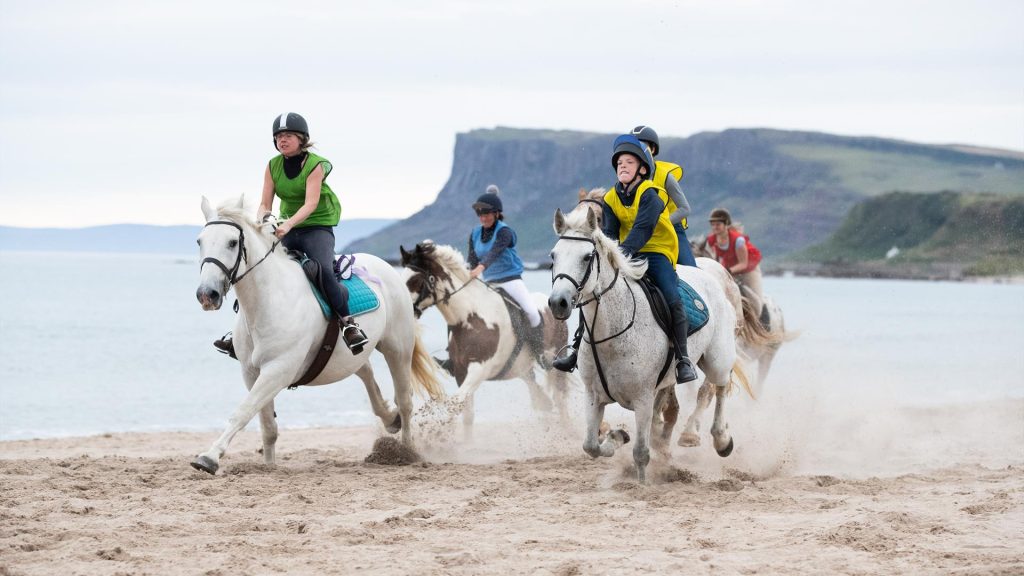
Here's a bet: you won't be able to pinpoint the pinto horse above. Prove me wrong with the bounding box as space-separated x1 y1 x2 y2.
548 207 745 483
192 196 443 474
400 241 573 435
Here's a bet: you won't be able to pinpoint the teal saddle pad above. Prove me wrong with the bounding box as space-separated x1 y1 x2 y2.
677 279 710 336
309 274 380 318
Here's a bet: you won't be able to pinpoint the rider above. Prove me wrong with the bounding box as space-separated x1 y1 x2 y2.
552 135 698 384
631 125 697 267
706 207 769 328
467 185 545 359
213 112 368 357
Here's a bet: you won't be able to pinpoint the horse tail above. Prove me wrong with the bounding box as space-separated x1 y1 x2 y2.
731 358 755 400
737 294 787 348
410 326 445 401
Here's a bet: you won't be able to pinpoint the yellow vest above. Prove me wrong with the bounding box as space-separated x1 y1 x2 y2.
652 160 688 230
604 181 679 264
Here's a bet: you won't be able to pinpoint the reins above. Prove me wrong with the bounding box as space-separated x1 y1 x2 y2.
201 220 280 285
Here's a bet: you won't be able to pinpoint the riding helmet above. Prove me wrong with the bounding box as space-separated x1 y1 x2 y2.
272 112 310 138
472 184 503 213
709 208 732 225
611 134 654 180
631 125 660 156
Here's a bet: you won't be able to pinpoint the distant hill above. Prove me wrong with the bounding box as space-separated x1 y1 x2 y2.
346 127 1024 262
791 191 1024 278
0 219 397 255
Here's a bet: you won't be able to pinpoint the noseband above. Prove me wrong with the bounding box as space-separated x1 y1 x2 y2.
405 264 477 318
201 220 279 285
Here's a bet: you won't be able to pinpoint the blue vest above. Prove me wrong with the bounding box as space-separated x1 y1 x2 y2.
472 221 524 281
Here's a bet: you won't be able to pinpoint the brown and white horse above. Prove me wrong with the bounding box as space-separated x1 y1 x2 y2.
400 241 574 437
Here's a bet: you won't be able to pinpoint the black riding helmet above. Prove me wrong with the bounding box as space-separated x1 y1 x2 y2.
472 184 503 214
272 112 310 147
631 125 660 156
611 134 655 181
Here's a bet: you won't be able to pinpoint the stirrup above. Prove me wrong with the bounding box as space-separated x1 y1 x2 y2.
213 332 237 359
552 345 578 373
675 356 698 384
341 321 368 353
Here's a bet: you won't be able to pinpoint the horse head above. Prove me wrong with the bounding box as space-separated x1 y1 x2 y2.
399 240 464 318
195 195 276 311
548 207 602 320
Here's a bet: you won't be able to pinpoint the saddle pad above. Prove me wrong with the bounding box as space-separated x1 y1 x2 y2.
677 279 710 336
308 271 380 318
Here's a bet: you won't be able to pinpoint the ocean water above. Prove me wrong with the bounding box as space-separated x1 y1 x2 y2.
1 250 1022 441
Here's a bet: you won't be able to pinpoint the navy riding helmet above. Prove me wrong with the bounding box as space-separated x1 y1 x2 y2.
611 134 655 180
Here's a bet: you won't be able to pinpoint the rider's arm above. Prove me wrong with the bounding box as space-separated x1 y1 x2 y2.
618 193 665 258
731 236 749 274
663 174 690 225
258 165 275 219
601 204 620 242
467 233 480 268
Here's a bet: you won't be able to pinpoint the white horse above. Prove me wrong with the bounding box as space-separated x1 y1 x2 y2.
548 207 744 483
192 196 443 474
399 241 574 435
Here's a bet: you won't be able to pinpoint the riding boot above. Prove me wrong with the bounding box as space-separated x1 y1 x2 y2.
669 301 698 383
213 332 237 360
759 303 771 331
341 316 369 355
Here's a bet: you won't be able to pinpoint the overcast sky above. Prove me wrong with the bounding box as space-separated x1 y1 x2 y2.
1 0 1021 228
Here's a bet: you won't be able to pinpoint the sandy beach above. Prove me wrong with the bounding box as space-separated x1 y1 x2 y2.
2 394 1022 576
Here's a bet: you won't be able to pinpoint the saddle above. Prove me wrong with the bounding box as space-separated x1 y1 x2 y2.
288 250 379 318
637 277 711 338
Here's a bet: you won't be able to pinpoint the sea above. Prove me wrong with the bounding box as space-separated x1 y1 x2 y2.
1 250 1023 441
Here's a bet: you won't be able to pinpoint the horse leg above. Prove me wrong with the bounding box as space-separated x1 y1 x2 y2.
242 365 279 465
679 382 714 447
355 364 401 433
379 343 416 448
582 391 625 458
651 387 678 457
632 394 656 484
192 364 292 474
710 383 734 457
522 368 554 413
462 393 476 441
449 365 489 439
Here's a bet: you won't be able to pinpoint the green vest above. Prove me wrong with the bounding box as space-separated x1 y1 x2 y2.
269 152 341 227
603 181 679 264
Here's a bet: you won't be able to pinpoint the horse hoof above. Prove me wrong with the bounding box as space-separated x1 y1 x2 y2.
385 413 402 434
190 455 219 475
609 429 630 445
678 432 700 447
716 438 734 458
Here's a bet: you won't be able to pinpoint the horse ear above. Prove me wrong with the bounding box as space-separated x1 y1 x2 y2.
553 208 566 235
577 187 587 200
201 196 217 222
399 245 411 265
235 194 246 211
584 206 598 233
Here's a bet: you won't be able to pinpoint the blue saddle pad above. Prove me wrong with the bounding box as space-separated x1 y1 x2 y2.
677 279 710 336
308 274 380 318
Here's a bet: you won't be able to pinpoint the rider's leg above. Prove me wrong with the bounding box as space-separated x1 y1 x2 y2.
284 227 367 352
494 279 545 359
675 223 697 267
736 266 768 330
644 253 698 384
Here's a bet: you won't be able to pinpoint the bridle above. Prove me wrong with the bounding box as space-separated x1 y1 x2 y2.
405 264 476 318
201 220 280 286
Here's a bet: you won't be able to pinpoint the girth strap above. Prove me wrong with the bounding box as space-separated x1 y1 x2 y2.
288 316 341 389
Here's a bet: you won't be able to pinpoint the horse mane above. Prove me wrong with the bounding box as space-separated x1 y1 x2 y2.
560 208 647 282
422 242 472 283
214 200 276 252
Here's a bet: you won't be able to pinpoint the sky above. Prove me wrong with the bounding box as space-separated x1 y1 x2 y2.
1 0 1022 228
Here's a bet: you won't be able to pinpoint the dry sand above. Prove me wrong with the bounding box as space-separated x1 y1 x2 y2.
2 396 1022 575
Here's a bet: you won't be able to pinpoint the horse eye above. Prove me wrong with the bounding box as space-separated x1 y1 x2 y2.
583 253 593 263
196 239 201 246
228 240 238 249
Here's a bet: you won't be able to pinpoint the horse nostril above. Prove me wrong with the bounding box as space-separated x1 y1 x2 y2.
209 289 221 302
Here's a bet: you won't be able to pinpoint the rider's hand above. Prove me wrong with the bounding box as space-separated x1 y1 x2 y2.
274 220 293 239
470 264 485 279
